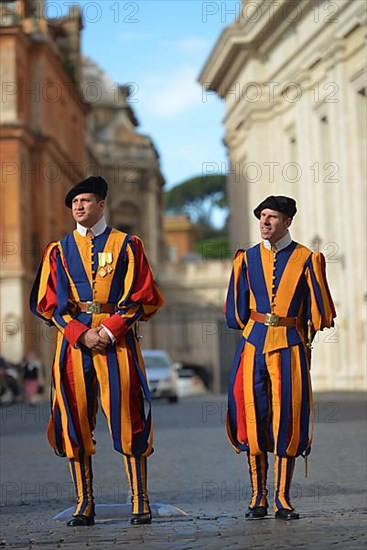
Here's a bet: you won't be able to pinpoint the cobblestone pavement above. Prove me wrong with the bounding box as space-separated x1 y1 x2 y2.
0 392 366 549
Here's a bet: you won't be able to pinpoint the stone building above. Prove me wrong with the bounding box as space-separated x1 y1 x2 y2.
199 0 366 390
164 214 200 262
158 215 230 392
158 260 234 393
0 1 165 368
0 0 88 364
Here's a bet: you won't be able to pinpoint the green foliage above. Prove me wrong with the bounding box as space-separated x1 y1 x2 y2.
195 235 231 261
165 174 227 233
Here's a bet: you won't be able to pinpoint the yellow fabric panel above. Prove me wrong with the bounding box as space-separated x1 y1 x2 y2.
249 455 259 508
73 231 93 286
117 343 133 455
259 243 274 304
275 244 311 317
286 346 302 456
263 326 288 353
243 343 260 454
266 350 281 453
243 319 255 340
307 362 314 448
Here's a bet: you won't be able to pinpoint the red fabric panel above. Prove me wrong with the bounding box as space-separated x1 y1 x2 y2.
39 247 58 314
129 237 157 304
62 346 82 444
102 314 128 341
64 319 89 347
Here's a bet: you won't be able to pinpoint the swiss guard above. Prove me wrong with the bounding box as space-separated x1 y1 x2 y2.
30 176 164 526
225 195 336 520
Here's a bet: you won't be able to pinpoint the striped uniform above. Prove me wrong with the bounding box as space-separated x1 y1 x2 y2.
30 228 164 516
225 241 336 510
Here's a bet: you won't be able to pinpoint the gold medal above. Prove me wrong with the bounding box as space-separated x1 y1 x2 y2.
98 253 113 275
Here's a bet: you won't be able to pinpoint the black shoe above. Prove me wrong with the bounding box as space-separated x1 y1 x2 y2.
67 514 95 527
275 508 299 521
245 506 268 520
130 511 152 525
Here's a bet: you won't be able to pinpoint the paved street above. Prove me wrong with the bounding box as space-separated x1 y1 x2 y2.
1 393 366 549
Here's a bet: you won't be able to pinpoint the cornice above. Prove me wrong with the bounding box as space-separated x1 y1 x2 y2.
0 24 30 50
0 123 36 148
198 0 357 96
198 0 298 93
198 25 252 94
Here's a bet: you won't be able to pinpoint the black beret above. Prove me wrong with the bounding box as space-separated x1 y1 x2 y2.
253 195 297 219
65 176 108 208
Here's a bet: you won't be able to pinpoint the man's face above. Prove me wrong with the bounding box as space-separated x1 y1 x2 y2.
71 193 104 227
259 208 292 243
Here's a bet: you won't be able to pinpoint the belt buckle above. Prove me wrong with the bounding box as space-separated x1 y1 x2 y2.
86 301 101 314
264 313 280 327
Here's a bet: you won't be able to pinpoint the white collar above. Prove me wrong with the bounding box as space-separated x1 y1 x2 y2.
263 231 292 252
76 215 107 237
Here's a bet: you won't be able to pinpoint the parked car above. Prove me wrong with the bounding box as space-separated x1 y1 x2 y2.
178 363 212 389
177 368 208 397
142 350 179 403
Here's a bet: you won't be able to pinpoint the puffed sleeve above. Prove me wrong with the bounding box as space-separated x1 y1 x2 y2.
305 251 336 331
30 242 89 346
101 236 165 341
225 249 250 330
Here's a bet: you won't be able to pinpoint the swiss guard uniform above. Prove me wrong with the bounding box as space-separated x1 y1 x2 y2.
225 196 336 520
30 177 164 526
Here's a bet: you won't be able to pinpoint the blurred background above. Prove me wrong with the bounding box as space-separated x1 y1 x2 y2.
0 0 366 400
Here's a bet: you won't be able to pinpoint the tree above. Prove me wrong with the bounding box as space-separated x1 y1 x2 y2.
165 174 227 236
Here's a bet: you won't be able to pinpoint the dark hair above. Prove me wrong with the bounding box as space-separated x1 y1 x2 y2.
93 194 104 203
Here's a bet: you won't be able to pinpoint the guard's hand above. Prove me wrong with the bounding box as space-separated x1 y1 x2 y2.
97 327 111 344
78 329 109 352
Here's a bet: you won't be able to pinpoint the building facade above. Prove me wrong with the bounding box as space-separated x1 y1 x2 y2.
0 1 165 369
199 0 367 389
0 0 88 364
164 214 200 262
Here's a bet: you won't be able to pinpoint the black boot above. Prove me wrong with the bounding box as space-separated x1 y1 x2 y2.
275 508 299 520
67 513 95 527
245 506 268 520
130 510 152 525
